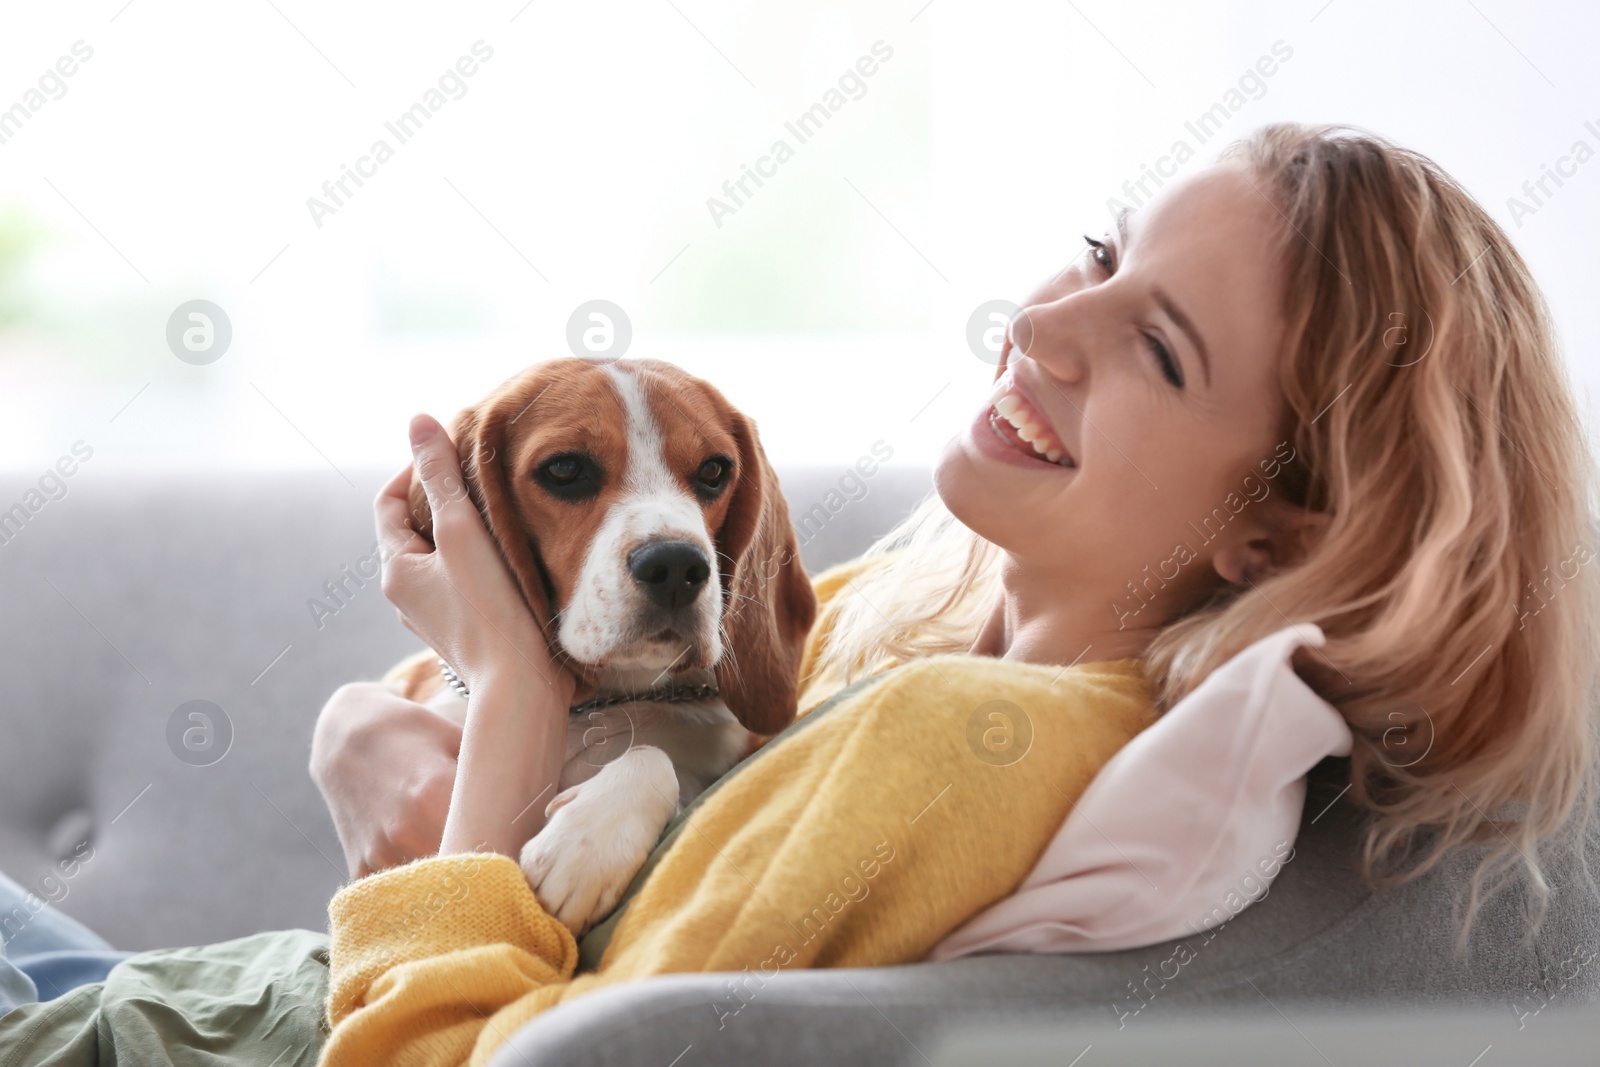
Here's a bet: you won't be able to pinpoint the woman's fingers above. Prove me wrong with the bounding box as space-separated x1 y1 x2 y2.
409 414 477 546
376 462 428 559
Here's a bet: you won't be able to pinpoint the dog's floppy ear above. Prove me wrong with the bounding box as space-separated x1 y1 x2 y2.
714 412 818 736
406 397 556 647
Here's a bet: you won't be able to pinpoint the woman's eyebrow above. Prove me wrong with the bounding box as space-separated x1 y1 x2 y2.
1115 206 1214 388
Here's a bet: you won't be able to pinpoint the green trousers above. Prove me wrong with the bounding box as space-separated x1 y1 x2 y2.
0 929 329 1067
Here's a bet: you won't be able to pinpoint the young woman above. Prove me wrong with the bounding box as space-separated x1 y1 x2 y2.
4 122 1587 1065
303 122 1598 1065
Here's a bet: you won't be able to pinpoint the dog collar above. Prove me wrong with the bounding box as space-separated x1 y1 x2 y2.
437 658 718 715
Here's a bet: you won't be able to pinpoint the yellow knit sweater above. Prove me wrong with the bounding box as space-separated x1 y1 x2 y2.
319 560 1157 1066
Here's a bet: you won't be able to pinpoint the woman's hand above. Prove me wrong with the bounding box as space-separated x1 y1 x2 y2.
376 415 565 697
377 414 576 858
310 681 460 879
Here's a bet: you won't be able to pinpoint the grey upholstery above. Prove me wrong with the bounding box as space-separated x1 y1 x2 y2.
1 466 1595 1067
929 1001 1600 1066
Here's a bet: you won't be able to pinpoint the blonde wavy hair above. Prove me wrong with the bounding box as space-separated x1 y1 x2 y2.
814 122 1600 946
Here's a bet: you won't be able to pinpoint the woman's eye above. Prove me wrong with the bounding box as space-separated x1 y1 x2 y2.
694 457 731 492
1143 333 1185 389
1083 234 1113 272
535 453 601 499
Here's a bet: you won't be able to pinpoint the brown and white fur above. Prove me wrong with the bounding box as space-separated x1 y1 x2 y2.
384 358 817 936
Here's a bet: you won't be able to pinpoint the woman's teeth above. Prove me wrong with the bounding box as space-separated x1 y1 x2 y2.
987 380 1072 466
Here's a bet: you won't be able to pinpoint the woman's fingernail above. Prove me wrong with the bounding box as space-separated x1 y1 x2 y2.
409 415 436 451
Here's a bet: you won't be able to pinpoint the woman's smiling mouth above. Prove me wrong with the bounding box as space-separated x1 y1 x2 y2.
984 377 1076 468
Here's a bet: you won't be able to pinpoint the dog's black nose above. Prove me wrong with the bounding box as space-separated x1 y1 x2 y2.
628 541 711 611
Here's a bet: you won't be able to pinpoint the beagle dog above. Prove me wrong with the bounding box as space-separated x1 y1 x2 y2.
383 357 817 935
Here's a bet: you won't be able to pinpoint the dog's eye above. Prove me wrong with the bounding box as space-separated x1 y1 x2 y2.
693 457 731 494
536 452 601 500
545 457 581 483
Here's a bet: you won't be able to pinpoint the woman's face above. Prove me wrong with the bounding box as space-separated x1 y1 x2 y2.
937 162 1295 631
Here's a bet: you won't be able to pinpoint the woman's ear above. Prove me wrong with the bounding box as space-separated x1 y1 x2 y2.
1210 499 1331 586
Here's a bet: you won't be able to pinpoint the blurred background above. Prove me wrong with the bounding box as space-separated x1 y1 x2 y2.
2 0 1596 477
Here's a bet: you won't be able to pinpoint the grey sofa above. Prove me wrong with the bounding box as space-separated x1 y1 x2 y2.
1 466 1596 1066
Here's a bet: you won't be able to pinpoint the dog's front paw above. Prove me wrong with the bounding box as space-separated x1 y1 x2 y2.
519 745 681 937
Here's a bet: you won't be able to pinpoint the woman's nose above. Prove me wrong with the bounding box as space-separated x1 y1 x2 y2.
1009 296 1093 382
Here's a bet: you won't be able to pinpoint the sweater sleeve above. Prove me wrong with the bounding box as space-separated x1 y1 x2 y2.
321 852 578 1066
